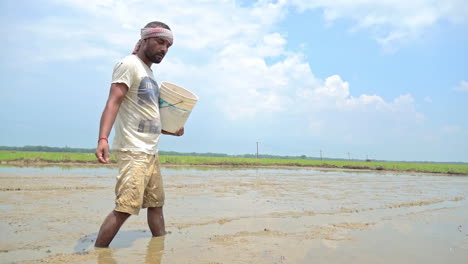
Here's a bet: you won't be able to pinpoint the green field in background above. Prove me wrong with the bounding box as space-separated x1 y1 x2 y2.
1 150 467 175
0 151 98 162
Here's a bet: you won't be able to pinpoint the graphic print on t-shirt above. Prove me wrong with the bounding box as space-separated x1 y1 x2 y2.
137 77 161 134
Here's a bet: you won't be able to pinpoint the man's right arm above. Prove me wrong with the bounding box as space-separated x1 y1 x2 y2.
95 82 129 164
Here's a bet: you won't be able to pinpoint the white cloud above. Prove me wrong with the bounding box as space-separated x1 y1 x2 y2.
424 96 432 103
454 80 468 93
318 75 350 99
260 33 287 57
4 0 289 64
288 0 468 50
4 0 426 126
8 0 466 60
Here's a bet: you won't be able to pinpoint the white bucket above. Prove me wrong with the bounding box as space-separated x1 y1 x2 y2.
159 82 198 133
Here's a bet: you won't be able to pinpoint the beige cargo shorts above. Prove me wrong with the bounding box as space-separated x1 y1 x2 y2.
114 151 165 215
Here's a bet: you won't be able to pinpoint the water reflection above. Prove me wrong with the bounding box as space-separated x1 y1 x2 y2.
144 236 165 263
96 236 165 264
96 248 117 264
0 164 332 176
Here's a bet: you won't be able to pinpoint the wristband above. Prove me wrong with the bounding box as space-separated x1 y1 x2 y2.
98 137 108 143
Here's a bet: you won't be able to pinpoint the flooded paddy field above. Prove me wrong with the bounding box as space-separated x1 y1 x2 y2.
1 166 467 263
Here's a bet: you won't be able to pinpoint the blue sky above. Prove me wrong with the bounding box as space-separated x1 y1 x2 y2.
1 0 467 162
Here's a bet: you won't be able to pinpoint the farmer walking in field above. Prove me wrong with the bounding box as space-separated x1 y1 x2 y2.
94 21 183 247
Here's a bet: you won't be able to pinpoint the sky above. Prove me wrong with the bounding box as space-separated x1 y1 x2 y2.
1 0 467 162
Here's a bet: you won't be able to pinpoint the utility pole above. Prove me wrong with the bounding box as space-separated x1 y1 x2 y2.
347 152 351 160
256 142 259 159
320 150 322 161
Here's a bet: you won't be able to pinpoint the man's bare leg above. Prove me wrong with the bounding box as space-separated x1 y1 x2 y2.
147 207 166 236
95 210 131 247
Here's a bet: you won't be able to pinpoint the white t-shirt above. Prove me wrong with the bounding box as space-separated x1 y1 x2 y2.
111 55 161 154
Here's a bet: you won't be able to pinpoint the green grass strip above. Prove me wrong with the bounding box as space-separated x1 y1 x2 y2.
0 150 98 162
1 151 467 175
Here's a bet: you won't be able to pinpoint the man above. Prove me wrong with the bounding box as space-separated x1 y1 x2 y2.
94 21 183 247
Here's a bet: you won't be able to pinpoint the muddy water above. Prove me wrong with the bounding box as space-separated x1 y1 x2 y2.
0 166 467 263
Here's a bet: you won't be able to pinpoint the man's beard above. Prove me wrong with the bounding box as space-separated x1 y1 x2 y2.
145 50 165 64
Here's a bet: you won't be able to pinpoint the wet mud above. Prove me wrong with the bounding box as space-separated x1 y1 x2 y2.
1 166 467 263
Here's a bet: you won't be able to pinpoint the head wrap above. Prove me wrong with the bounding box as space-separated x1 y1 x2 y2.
132 27 174 54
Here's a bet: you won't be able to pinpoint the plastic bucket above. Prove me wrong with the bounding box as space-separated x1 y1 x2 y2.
159 82 198 133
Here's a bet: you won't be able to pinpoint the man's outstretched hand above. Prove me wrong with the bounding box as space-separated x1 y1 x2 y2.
162 127 184 136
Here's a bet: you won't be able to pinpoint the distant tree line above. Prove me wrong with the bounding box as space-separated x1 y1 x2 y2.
0 145 323 160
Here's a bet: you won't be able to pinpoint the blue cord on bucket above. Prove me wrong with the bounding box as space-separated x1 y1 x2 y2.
159 98 190 112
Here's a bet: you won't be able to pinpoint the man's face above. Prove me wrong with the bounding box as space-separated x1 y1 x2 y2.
143 36 172 64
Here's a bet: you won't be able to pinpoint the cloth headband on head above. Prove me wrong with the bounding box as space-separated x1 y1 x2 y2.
132 27 174 54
